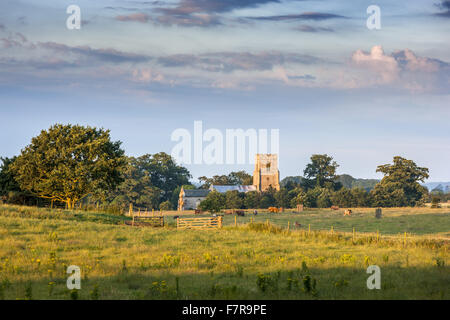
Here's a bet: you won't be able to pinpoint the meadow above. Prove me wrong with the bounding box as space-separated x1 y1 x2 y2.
0 204 448 300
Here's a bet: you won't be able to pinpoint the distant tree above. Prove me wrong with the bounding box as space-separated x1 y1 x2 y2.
244 191 261 209
303 154 340 190
159 200 173 211
228 171 253 185
371 156 429 207
109 157 162 209
11 124 126 209
303 187 323 208
331 188 354 208
317 188 333 208
289 188 306 208
198 191 226 213
143 152 191 202
225 190 243 209
275 188 290 208
199 171 253 189
350 187 370 207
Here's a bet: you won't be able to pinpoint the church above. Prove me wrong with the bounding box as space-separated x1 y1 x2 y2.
178 154 280 210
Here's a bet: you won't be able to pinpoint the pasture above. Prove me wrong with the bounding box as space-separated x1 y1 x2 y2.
0 205 448 300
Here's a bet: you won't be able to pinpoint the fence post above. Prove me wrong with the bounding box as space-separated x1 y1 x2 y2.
132 212 135 227
287 221 290 232
235 216 237 227
219 216 223 228
352 227 355 242
308 224 311 236
129 203 133 216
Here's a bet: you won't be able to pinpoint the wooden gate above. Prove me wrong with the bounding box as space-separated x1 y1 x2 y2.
177 216 223 230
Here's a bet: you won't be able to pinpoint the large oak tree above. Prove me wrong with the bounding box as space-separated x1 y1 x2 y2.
11 124 126 209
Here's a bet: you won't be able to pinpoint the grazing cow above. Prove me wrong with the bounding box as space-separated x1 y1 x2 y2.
331 205 339 210
236 210 245 217
268 207 278 213
294 222 302 228
253 210 258 216
344 209 352 216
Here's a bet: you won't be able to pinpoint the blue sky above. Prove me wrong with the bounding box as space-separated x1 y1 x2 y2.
0 0 449 182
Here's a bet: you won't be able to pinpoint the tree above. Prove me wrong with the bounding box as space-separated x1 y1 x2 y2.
371 156 429 207
199 171 252 189
331 188 354 208
289 188 306 208
317 188 333 208
198 191 225 213
244 191 261 209
303 154 340 189
142 153 191 202
0 157 20 196
109 157 162 210
11 124 126 209
303 187 323 208
275 188 290 208
225 190 243 209
159 200 173 211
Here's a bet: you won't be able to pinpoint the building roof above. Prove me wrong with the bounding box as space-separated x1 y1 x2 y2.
210 185 257 193
183 189 211 198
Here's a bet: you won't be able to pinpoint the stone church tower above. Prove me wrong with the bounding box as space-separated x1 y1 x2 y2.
253 154 280 191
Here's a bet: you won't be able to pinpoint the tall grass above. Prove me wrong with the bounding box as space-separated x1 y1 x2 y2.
0 204 448 300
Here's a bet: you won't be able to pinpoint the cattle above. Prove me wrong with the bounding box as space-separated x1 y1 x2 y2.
331 206 339 210
294 221 302 228
236 210 245 217
344 209 352 216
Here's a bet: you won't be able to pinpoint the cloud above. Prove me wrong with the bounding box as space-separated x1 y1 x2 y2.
156 0 280 15
154 13 222 26
132 68 165 83
247 12 346 21
39 42 151 64
434 1 450 17
151 0 279 26
116 13 151 23
157 51 323 72
350 45 449 92
294 25 334 33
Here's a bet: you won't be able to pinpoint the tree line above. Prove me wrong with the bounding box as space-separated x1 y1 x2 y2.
0 124 433 213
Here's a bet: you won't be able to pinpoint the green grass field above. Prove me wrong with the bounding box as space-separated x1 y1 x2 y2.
0 205 448 300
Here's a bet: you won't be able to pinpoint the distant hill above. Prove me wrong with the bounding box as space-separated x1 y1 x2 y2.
280 174 379 191
422 182 450 194
336 174 379 191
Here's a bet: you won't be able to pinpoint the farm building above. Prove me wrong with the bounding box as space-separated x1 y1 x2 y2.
177 188 211 211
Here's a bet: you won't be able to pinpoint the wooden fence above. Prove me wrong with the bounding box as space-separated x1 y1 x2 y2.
177 216 223 230
132 215 164 227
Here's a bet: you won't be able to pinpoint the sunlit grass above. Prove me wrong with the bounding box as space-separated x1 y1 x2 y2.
0 204 448 300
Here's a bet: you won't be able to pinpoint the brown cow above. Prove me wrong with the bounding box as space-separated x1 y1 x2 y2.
344 209 352 216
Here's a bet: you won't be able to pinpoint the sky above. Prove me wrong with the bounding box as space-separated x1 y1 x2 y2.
0 0 449 183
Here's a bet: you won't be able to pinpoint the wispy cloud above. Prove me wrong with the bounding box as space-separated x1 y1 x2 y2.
115 13 151 23
247 12 347 21
294 25 334 33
